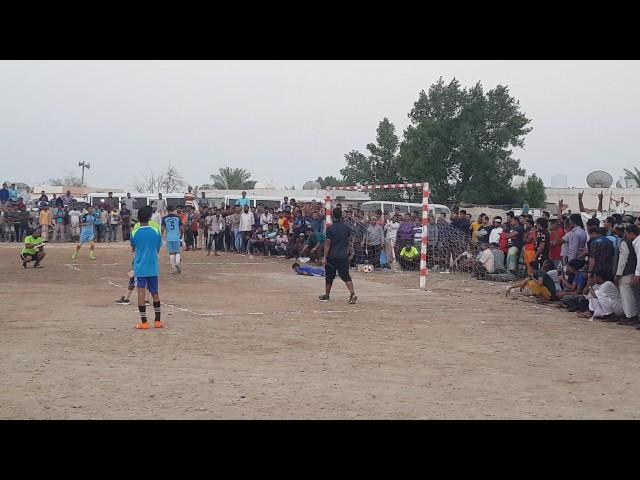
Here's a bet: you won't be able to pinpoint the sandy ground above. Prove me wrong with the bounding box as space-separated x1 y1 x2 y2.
1 241 639 419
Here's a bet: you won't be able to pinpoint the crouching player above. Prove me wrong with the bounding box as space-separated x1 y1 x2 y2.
131 206 163 329
21 227 46 268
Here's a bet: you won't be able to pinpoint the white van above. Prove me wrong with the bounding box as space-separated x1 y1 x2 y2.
360 201 451 220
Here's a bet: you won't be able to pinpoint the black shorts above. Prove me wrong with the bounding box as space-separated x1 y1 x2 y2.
325 258 351 283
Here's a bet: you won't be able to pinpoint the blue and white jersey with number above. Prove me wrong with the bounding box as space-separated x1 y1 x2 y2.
162 214 182 242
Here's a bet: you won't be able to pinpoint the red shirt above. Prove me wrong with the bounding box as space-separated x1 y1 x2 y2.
549 226 564 261
499 231 509 253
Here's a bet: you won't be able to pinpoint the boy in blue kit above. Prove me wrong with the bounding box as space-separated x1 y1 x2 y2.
131 206 163 330
162 205 183 274
291 262 325 277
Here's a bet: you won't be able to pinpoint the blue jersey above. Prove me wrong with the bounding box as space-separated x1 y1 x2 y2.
163 214 182 242
81 214 97 233
295 265 325 277
131 225 163 277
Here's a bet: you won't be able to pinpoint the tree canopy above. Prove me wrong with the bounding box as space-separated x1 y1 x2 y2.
341 78 536 207
210 167 256 190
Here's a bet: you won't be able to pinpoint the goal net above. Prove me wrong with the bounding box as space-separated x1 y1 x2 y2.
325 183 514 289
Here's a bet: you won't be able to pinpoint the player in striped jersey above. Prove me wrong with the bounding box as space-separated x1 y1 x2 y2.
162 205 183 273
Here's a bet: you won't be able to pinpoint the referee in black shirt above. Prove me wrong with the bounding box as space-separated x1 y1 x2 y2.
320 207 357 304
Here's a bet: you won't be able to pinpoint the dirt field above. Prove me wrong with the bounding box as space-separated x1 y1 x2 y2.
1 241 640 419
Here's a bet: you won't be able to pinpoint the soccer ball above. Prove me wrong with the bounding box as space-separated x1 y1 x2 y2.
362 264 373 273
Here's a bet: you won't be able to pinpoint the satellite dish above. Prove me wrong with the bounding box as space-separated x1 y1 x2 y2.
586 171 613 188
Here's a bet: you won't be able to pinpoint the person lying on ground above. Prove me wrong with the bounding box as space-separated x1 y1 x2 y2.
292 262 325 277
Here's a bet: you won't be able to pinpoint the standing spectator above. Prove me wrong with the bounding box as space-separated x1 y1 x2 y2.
206 208 223 256
63 206 71 242
452 209 470 233
488 216 503 245
18 187 32 207
363 216 384 268
261 208 274 232
231 206 242 252
38 206 51 242
235 191 251 208
239 206 254 253
522 219 536 274
153 193 166 217
198 191 208 209
615 224 640 325
280 196 289 211
105 192 117 212
549 219 565 271
37 191 49 208
385 213 400 268
61 190 74 207
151 207 162 229
587 227 615 281
52 206 66 242
8 184 18 203
476 214 492 245
0 183 9 205
120 203 132 241
534 217 550 266
94 206 105 243
109 208 120 242
54 194 63 209
69 205 82 241
469 214 483 245
564 213 587 262
224 209 233 252
505 216 524 274
123 193 135 213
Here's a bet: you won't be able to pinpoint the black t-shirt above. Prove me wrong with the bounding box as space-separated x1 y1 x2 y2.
508 226 524 249
535 229 550 261
452 218 470 233
326 220 351 260
534 269 557 296
477 225 492 244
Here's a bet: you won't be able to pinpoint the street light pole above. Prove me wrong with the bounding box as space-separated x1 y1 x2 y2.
78 161 91 186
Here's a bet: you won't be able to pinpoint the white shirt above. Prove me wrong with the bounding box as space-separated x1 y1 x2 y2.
240 212 254 232
152 212 162 226
206 215 223 234
478 248 495 273
123 197 135 211
18 191 32 206
260 213 273 230
489 226 503 245
69 209 81 225
615 204 626 214
154 198 166 212
385 220 400 242
633 236 640 277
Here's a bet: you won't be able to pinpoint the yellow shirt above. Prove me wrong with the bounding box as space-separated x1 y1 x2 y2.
39 210 51 226
470 221 482 242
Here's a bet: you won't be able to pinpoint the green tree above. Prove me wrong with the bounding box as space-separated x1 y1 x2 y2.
398 77 532 204
316 176 344 188
624 167 640 188
340 118 402 185
210 167 255 190
513 174 546 207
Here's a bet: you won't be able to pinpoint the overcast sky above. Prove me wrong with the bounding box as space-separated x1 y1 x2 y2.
1 60 639 193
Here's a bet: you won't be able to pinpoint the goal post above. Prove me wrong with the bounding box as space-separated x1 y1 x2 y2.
325 182 430 290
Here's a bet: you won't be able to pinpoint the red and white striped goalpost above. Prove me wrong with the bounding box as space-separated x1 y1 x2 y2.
325 182 430 290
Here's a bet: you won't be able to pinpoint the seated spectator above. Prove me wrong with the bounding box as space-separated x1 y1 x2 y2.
577 269 624 320
506 260 557 301
275 229 289 256
399 244 419 270
248 226 266 256
490 242 505 272
557 259 588 300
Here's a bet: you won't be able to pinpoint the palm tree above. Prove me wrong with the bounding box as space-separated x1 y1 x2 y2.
624 168 640 188
209 167 253 190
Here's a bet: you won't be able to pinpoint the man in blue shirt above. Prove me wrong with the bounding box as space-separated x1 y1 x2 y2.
235 191 251 208
8 184 18 203
131 205 163 330
162 205 183 274
0 183 9 205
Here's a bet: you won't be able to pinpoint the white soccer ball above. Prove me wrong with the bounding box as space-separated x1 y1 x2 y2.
362 264 373 273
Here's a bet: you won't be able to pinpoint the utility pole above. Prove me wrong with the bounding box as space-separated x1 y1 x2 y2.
78 161 90 186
